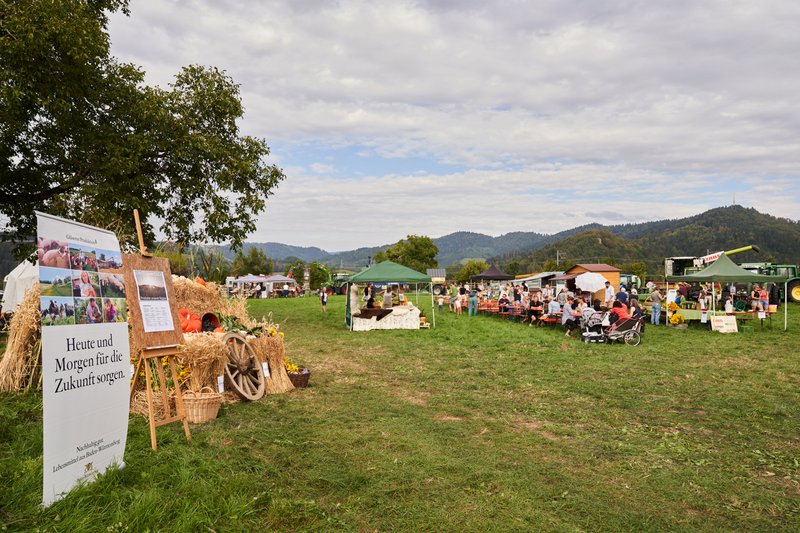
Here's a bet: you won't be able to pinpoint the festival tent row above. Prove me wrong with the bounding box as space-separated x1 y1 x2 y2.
229 273 297 296
345 260 433 330
666 253 788 330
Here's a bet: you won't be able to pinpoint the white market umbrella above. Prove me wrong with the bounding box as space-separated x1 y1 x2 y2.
575 272 609 293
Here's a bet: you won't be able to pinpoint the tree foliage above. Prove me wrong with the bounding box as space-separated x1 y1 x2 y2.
308 262 330 290
0 0 284 251
232 247 271 276
455 259 489 284
373 235 438 274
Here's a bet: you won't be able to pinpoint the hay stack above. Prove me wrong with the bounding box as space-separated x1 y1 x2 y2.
130 390 174 418
217 295 254 327
0 284 41 392
251 335 294 394
172 276 223 317
177 332 227 392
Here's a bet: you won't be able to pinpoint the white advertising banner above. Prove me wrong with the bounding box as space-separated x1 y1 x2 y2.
36 212 131 506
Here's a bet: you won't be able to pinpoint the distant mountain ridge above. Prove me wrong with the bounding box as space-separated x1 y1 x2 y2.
214 206 800 272
500 206 800 275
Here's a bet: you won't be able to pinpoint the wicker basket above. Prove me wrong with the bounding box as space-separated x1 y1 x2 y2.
288 370 310 388
182 387 223 423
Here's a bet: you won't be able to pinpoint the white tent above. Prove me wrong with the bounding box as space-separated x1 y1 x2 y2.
1 260 38 313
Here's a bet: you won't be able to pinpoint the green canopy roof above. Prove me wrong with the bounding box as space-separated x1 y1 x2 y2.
667 253 786 283
347 260 431 284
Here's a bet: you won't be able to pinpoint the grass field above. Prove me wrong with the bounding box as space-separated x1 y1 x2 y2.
1 295 799 531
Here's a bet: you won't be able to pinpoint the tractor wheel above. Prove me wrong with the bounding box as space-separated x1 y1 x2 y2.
624 331 641 347
789 280 800 303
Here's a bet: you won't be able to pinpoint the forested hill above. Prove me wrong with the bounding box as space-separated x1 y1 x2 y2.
202 206 800 273
498 206 800 276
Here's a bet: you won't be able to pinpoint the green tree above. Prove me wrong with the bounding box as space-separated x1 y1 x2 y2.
308 262 330 290
620 261 647 285
284 259 305 281
232 248 271 276
0 0 284 252
506 260 522 276
455 259 489 284
374 235 438 273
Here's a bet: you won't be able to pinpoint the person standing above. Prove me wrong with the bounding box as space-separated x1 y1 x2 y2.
604 281 615 308
382 286 394 308
320 287 328 313
282 283 289 298
758 285 769 312
650 286 662 325
468 285 479 316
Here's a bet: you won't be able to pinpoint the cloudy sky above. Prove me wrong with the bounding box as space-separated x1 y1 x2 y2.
108 0 800 251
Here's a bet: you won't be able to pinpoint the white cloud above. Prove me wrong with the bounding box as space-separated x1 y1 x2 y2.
107 0 800 249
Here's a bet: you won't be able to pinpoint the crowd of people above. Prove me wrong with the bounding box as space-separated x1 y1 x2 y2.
441 280 665 336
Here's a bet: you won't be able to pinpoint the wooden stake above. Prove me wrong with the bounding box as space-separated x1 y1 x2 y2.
133 209 152 257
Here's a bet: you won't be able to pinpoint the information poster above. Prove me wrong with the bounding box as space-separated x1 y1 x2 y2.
133 270 174 332
711 315 738 333
36 212 131 506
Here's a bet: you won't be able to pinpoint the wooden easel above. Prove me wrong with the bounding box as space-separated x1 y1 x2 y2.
129 345 191 451
126 209 190 451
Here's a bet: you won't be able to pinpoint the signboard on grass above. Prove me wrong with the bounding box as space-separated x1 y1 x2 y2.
36 212 131 506
711 315 738 333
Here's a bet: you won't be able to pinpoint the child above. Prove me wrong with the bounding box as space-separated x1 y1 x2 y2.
437 295 444 312
320 287 328 313
724 295 734 313
454 294 462 315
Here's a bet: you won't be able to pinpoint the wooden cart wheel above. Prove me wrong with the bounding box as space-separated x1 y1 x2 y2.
222 332 265 401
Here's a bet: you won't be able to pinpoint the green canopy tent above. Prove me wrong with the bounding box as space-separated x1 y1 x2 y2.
666 253 788 330
345 260 434 330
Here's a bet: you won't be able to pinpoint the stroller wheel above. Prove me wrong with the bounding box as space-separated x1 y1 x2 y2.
624 331 641 346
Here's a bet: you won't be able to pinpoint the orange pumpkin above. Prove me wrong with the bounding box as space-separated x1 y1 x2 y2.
178 307 202 333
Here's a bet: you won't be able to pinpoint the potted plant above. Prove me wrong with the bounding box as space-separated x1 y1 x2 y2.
285 358 310 388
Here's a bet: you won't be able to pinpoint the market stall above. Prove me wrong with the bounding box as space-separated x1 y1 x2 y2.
470 265 514 283
345 261 433 331
666 253 788 330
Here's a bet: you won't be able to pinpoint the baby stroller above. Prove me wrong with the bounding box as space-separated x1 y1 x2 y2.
582 315 643 346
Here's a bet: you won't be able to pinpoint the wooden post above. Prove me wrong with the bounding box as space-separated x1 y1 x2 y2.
133 209 152 257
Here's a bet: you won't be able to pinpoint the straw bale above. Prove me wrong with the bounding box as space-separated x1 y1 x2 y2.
251 334 294 394
217 295 253 327
177 332 227 392
172 276 222 317
130 390 174 419
222 391 241 404
0 284 41 392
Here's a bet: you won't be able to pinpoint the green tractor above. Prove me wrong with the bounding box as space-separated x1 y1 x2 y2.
738 263 800 303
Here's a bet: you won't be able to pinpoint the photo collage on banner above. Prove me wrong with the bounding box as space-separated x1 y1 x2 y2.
36 212 131 507
38 238 127 328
